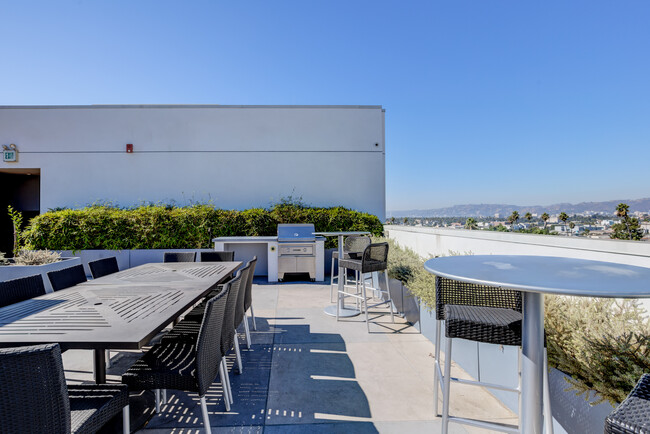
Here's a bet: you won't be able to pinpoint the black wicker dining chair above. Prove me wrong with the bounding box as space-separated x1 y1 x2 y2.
338 242 394 332
235 257 257 349
242 256 258 335
161 267 248 410
0 343 130 434
433 276 553 434
330 235 371 302
163 252 196 263
47 264 87 292
122 286 229 433
605 373 650 434
200 251 235 262
0 274 46 308
88 256 119 279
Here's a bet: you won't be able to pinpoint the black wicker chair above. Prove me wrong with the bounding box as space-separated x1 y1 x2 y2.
338 242 394 332
200 251 235 262
242 256 258 335
122 286 229 432
330 236 371 302
0 343 129 434
161 268 247 409
47 264 87 292
433 276 552 434
88 256 119 279
235 257 257 349
0 274 46 308
163 252 196 263
605 374 650 434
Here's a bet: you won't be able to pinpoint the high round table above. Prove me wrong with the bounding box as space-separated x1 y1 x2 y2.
424 255 650 434
314 231 371 317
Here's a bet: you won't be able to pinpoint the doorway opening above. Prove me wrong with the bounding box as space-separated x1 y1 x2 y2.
0 168 40 257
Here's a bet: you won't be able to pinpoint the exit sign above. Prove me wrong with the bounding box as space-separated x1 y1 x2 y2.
3 149 17 162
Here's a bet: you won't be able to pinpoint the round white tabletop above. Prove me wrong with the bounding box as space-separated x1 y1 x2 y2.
424 255 650 298
424 255 650 434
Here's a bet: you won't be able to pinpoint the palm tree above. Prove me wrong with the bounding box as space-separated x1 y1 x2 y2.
559 212 569 235
569 221 575 235
615 203 631 238
465 217 478 230
508 211 519 231
541 212 549 229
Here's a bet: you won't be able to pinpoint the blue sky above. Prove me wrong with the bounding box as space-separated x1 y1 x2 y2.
2 1 649 211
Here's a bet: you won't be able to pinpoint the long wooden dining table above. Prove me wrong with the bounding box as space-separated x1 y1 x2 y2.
0 261 241 383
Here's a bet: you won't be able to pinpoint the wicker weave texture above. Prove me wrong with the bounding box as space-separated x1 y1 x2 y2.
47 264 88 292
221 271 243 356
605 373 650 434
339 242 389 274
435 276 522 321
445 305 522 346
87 257 119 279
122 287 228 397
234 261 252 330
0 274 46 308
163 252 197 263
0 343 71 434
200 251 235 262
68 384 129 434
243 256 257 313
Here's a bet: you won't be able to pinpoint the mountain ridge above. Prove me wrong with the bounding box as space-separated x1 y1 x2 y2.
388 198 650 218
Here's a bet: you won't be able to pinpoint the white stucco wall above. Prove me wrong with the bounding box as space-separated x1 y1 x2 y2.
0 105 386 219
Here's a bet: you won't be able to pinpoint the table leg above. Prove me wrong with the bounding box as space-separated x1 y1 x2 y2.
323 234 360 317
94 348 107 384
521 292 544 434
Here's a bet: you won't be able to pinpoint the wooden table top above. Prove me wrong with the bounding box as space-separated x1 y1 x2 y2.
0 261 241 350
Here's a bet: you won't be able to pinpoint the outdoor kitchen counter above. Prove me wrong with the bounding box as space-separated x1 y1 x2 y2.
213 235 325 282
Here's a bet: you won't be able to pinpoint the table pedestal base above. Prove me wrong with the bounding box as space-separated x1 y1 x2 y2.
323 305 360 317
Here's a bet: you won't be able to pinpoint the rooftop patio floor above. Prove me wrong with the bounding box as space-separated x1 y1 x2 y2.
63 278 517 433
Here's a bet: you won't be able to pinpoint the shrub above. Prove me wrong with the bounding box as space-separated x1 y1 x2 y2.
21 203 383 250
384 238 650 405
12 249 61 265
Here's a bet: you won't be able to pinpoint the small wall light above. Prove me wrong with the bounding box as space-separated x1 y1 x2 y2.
126 144 134 153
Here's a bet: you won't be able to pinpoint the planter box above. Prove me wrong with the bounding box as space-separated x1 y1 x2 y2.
0 257 82 293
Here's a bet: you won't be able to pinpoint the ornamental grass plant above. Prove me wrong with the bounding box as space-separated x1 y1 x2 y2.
382 238 650 405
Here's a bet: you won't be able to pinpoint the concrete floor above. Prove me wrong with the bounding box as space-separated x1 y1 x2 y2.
63 278 517 433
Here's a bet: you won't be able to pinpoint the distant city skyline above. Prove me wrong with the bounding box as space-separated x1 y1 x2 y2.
2 1 649 211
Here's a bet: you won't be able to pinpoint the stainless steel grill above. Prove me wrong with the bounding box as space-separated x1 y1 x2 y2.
277 223 316 281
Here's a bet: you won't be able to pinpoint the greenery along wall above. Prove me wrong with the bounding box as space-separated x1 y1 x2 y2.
21 204 383 250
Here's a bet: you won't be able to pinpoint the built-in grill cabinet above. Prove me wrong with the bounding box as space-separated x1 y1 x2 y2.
277 223 316 281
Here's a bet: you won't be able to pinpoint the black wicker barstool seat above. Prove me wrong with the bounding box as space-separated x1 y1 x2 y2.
605 374 650 434
444 305 522 346
68 385 130 434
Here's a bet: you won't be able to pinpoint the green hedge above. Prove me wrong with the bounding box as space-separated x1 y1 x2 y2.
21 204 383 250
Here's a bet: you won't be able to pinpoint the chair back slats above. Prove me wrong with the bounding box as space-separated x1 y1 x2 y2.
163 252 196 263
200 251 235 262
0 343 70 433
244 256 258 312
434 276 522 321
88 257 119 279
47 264 87 292
196 286 229 396
0 274 46 308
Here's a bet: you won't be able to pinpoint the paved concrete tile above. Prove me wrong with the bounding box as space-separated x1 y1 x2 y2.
263 422 379 433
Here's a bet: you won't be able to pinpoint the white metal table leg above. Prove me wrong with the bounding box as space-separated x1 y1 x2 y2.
521 292 545 434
